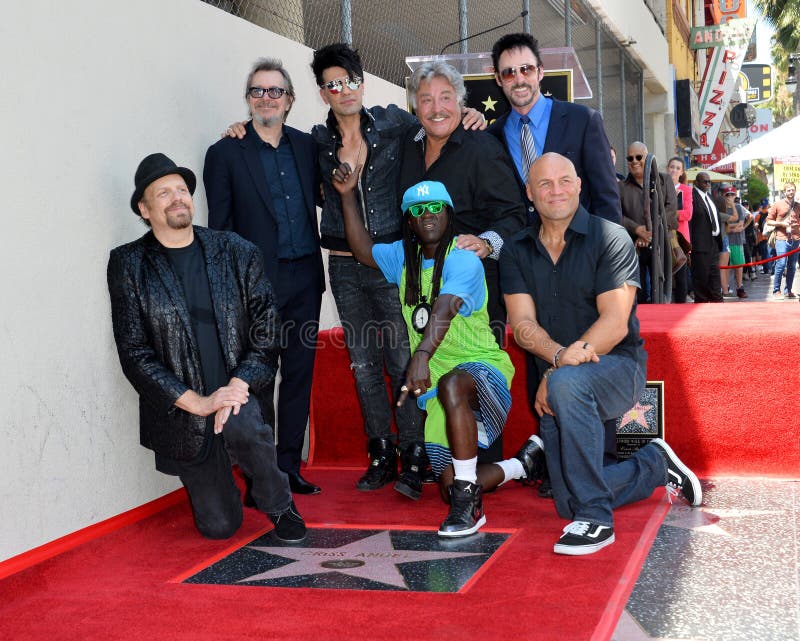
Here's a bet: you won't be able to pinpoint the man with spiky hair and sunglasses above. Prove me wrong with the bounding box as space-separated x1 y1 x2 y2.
332 169 546 538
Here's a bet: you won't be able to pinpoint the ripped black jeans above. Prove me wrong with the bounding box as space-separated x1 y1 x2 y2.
328 255 423 450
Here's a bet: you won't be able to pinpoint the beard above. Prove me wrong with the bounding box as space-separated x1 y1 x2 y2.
165 207 193 230
507 82 537 109
253 112 283 127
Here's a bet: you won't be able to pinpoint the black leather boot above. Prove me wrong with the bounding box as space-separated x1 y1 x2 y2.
356 437 398 490
394 442 430 500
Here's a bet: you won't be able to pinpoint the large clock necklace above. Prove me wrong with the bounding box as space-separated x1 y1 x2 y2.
411 256 434 334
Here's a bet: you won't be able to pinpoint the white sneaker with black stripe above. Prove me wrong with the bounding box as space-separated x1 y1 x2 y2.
553 520 615 555
651 438 702 507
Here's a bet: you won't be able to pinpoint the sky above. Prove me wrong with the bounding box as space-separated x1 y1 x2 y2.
748 0 775 65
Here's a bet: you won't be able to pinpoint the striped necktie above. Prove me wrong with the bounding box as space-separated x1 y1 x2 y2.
520 116 537 180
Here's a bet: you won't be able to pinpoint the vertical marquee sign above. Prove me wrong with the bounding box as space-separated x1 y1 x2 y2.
690 18 756 155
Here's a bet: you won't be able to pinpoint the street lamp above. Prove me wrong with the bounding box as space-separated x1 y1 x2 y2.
787 53 800 116
787 53 799 95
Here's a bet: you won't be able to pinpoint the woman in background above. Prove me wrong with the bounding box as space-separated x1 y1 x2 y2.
667 157 693 303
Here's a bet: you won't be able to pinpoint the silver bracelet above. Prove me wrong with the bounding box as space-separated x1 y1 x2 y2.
553 346 566 368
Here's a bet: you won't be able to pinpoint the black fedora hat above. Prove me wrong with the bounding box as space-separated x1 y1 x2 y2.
130 153 196 214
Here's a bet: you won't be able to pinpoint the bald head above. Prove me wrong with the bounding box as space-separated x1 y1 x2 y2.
526 152 582 223
695 172 711 193
626 141 647 182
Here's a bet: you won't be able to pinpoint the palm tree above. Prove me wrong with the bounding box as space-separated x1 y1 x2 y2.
754 0 800 51
754 0 800 117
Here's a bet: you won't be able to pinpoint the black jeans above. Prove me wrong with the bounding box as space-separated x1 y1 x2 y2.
175 398 292 539
328 256 424 450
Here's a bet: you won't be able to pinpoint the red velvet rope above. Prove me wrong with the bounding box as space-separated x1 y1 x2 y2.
719 243 800 269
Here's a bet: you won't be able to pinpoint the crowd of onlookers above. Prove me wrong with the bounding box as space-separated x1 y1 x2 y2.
619 151 799 304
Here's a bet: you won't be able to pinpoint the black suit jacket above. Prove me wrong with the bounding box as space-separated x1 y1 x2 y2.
203 122 324 291
487 99 621 224
107 227 279 460
690 187 723 253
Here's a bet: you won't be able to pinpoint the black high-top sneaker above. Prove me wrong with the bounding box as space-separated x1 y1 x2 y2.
514 434 546 483
356 437 398 491
394 442 429 500
438 480 486 537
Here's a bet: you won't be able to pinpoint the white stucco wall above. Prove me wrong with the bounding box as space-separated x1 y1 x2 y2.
587 0 672 162
0 0 404 562
587 0 671 94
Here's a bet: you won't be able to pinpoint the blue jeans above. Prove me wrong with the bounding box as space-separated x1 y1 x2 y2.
539 354 667 527
328 256 424 449
773 239 799 294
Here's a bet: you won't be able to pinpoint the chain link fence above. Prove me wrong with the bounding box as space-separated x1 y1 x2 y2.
200 0 643 151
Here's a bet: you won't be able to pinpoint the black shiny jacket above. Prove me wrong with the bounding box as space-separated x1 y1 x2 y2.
107 226 279 461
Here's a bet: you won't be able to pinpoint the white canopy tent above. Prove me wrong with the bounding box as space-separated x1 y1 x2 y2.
709 115 800 168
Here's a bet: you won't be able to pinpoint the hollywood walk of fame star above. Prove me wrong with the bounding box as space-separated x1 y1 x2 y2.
619 400 654 429
481 95 498 112
239 530 486 589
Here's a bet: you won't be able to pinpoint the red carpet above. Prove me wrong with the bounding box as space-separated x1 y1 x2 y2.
0 469 668 641
311 303 800 477
4 302 793 641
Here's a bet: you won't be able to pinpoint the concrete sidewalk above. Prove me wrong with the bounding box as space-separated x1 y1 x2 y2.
717 260 800 303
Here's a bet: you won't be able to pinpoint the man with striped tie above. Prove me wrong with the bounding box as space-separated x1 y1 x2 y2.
488 33 622 479
487 33 620 226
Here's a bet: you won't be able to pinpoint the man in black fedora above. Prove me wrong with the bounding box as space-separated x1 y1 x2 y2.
107 152 306 543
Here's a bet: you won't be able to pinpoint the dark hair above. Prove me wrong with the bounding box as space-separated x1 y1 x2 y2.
401 208 455 308
668 156 687 184
311 43 364 86
491 33 542 73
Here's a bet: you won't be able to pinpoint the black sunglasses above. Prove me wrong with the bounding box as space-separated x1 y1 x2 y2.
247 86 290 99
626 154 644 162
498 64 538 81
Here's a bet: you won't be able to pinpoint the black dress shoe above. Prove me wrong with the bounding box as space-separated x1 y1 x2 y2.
288 472 321 495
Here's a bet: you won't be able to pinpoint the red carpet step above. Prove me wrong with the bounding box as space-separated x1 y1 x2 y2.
310 303 800 478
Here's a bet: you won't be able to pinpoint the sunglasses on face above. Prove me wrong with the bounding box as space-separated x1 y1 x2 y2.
247 86 289 99
626 154 644 162
320 76 363 94
408 201 447 217
498 64 538 81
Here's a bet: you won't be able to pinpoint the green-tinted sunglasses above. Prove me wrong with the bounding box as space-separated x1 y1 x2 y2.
408 201 448 217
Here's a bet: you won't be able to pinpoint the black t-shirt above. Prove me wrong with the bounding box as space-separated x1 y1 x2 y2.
164 238 228 394
157 237 228 473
